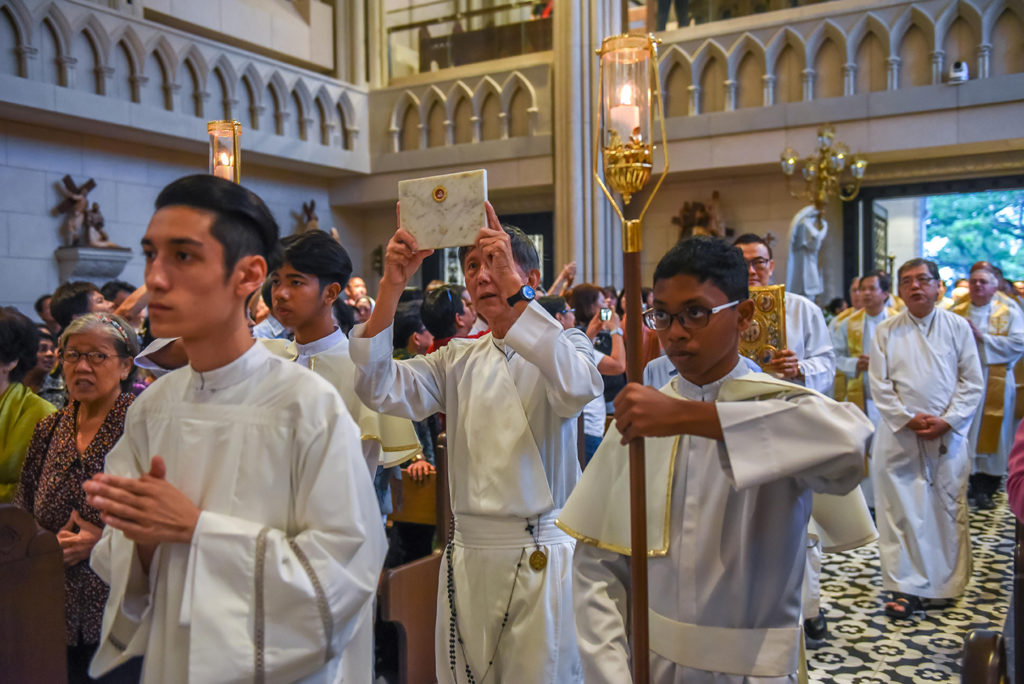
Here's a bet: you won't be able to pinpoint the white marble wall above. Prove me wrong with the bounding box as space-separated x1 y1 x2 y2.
0 117 375 321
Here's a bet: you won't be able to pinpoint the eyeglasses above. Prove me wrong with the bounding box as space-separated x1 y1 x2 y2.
642 301 740 331
746 258 771 269
61 350 122 365
560 308 574 316
898 276 937 287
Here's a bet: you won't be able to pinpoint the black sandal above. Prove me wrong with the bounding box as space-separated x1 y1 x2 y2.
884 593 922 619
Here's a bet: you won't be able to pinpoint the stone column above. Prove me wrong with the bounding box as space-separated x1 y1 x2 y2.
977 44 991 79
930 50 944 84
762 74 776 106
841 63 856 96
886 56 901 90
801 68 815 101
688 83 701 115
724 79 737 111
552 2 623 286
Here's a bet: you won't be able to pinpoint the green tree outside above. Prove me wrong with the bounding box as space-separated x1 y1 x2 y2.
923 190 1024 283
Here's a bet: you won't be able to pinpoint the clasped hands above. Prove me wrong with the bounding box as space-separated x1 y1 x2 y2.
57 510 102 566
83 455 200 550
905 413 951 440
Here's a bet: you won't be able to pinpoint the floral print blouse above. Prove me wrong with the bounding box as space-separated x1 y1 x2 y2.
14 393 134 646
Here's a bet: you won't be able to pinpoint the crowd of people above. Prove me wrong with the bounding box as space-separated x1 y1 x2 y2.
1 171 1022 683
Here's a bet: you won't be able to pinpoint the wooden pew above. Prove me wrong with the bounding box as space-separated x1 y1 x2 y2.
0 504 67 684
961 520 1020 683
379 433 450 684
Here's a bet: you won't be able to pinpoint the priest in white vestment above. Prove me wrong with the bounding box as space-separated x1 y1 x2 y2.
84 176 387 683
561 237 872 682
831 270 898 507
351 203 601 683
954 262 1024 509
869 258 984 617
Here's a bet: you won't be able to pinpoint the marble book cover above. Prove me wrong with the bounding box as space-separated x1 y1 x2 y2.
398 169 488 249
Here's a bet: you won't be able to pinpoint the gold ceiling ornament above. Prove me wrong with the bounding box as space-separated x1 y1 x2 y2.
780 124 867 227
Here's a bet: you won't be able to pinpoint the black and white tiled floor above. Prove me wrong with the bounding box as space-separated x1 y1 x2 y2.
808 494 1015 682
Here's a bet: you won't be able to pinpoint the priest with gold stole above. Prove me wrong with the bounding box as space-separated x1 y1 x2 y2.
562 237 872 682
830 270 899 507
954 261 1024 509
869 258 984 619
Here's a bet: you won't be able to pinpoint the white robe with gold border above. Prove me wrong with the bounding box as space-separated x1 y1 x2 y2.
560 363 872 683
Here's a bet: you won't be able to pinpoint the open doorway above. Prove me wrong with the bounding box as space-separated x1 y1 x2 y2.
844 176 1024 294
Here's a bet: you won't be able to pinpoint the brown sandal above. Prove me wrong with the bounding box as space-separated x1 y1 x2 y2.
884 593 922 619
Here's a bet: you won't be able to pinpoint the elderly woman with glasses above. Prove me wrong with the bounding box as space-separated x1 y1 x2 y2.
14 312 141 683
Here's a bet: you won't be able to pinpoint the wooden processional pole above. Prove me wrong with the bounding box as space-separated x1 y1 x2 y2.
593 32 668 684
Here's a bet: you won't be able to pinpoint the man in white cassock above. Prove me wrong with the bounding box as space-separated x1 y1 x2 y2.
350 202 601 683
83 175 387 683
954 261 1024 510
733 233 850 641
559 237 872 682
869 258 984 618
262 230 423 475
831 270 898 507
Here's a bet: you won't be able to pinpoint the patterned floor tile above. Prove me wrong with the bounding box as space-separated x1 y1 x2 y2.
808 493 1014 682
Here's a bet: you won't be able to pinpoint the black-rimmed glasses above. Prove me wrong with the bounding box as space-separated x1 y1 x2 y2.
642 300 740 331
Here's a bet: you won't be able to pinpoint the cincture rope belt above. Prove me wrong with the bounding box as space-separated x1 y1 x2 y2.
648 609 801 677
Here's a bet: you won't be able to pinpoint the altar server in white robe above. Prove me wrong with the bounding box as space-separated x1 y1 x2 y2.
733 233 848 641
831 270 898 506
869 258 984 618
350 202 601 684
262 230 422 475
83 175 387 683
954 262 1024 510
561 237 872 682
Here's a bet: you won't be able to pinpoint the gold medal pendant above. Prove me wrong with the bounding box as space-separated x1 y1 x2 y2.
529 549 547 571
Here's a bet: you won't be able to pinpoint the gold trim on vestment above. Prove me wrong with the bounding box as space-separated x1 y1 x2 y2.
554 435 679 558
953 298 1012 452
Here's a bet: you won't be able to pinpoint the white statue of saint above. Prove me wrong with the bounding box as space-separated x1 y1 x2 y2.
785 204 827 298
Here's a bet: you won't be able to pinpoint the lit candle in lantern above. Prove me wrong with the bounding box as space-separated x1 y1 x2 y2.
609 84 641 145
213 151 233 180
208 120 242 183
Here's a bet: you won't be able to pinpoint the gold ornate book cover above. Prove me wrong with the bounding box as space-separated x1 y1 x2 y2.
739 285 786 370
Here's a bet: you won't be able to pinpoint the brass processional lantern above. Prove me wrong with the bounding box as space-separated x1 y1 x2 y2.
208 120 242 183
592 33 669 684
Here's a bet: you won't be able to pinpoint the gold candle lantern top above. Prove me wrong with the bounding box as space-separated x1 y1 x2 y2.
597 34 655 206
208 120 242 183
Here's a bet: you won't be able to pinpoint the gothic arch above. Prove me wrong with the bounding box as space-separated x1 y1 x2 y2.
472 75 502 118
210 54 237 101
418 84 447 124
981 0 1024 43
890 5 937 55
765 27 807 75
499 72 535 114
109 24 144 77
337 89 358 142
313 85 333 145
266 70 289 134
691 38 729 84
389 90 420 153
291 78 314 119
445 80 473 122
145 34 177 81
805 20 847 68
72 13 110 69
179 44 208 92
240 62 263 102
34 2 71 56
658 43 693 84
726 32 766 79
1 0 30 49
847 12 891 63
